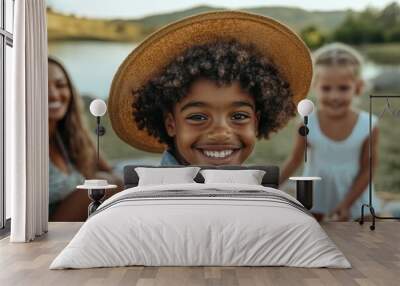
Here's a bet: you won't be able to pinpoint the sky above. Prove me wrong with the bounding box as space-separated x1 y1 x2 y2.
47 0 400 19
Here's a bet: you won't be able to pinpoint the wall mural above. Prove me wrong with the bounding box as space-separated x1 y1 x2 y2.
46 1 400 222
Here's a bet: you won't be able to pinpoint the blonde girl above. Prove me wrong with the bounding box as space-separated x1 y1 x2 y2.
280 43 381 221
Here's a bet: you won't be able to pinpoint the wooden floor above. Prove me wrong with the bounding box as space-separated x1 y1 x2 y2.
0 222 399 286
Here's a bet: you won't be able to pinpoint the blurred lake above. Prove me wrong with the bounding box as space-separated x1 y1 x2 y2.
49 41 138 99
49 40 399 100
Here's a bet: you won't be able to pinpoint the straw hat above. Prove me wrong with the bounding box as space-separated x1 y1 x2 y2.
108 11 312 153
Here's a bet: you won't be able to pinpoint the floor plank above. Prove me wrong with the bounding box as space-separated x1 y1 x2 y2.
0 222 399 286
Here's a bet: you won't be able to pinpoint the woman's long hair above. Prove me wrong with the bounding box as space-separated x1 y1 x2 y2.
48 57 111 178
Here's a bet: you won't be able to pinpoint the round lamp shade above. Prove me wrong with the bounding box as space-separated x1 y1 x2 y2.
90 99 107 117
297 99 314 117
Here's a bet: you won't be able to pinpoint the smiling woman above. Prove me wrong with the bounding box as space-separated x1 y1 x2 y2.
48 57 122 221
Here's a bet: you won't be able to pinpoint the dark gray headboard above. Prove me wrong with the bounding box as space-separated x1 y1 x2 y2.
123 165 280 189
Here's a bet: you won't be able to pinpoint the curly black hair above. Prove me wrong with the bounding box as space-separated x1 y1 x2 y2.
133 39 295 147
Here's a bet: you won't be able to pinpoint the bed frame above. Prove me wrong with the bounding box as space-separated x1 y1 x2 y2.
123 165 316 210
123 165 280 189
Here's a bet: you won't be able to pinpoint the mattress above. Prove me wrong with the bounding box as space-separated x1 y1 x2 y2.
50 183 351 269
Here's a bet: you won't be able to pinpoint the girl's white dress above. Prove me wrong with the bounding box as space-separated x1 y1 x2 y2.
303 110 381 219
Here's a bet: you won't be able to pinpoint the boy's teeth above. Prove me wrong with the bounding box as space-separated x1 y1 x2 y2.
203 150 233 158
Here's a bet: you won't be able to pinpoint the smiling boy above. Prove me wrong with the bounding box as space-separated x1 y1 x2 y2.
108 11 313 166
164 79 258 165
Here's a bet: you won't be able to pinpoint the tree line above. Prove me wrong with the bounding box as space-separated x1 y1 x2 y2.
301 2 400 49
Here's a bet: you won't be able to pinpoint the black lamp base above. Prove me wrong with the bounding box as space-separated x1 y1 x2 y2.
88 189 106 216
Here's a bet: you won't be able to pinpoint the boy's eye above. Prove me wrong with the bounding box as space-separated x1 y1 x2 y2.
231 112 250 121
186 114 207 121
338 85 351 92
321 85 332 92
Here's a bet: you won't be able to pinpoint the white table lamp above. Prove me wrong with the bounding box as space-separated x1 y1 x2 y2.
89 99 107 165
297 99 314 162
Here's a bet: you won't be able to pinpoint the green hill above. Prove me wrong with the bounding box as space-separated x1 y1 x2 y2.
47 8 145 42
137 5 346 33
245 6 346 32
48 5 348 42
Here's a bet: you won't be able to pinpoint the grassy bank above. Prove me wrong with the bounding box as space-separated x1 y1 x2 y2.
47 5 347 42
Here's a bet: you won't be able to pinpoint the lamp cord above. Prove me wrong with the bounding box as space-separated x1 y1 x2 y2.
96 116 100 168
305 132 307 162
304 116 308 162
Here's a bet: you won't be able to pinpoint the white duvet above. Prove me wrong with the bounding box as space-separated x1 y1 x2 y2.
50 183 351 269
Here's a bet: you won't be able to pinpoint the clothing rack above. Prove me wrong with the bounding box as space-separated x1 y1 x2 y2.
360 94 400 230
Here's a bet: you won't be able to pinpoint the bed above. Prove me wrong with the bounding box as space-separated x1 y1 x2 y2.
50 165 350 269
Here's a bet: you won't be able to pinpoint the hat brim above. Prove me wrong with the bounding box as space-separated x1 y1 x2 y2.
108 11 312 153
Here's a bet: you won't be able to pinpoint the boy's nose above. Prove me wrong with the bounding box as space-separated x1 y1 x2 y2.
207 120 233 141
207 130 232 142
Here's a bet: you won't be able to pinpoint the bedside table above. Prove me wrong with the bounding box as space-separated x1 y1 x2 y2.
77 180 117 216
289 177 321 210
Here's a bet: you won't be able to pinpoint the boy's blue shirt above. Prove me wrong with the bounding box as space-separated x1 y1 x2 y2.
160 150 180 166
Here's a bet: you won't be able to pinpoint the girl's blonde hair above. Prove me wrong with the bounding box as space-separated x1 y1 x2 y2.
313 42 364 78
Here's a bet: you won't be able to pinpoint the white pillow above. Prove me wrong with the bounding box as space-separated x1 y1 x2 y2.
200 169 266 185
135 167 201 186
